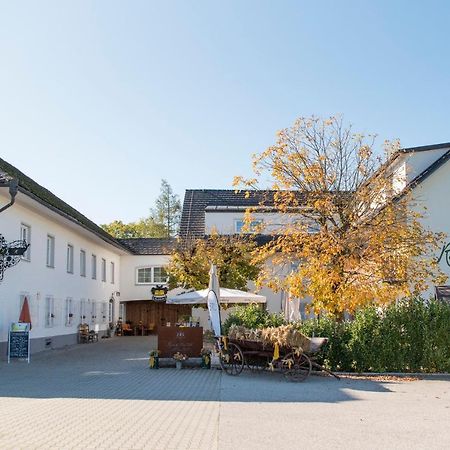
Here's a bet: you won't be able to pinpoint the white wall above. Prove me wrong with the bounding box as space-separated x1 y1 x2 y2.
120 254 170 301
205 211 303 235
0 190 124 345
410 158 450 296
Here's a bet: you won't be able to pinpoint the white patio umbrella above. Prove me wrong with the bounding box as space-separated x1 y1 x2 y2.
284 292 300 323
166 288 267 305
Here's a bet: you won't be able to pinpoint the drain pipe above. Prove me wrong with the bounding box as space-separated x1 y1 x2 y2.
0 179 19 214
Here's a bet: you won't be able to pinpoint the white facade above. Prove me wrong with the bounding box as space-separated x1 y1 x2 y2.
0 189 126 356
120 254 170 301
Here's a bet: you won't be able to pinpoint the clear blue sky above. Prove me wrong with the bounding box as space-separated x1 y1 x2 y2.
1 1 449 224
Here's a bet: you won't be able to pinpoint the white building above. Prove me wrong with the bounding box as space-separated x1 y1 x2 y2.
1 142 450 357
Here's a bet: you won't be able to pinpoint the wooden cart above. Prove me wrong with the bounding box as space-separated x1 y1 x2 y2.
217 336 339 382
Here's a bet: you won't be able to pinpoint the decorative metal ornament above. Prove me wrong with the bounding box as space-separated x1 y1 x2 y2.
0 235 29 281
151 285 168 301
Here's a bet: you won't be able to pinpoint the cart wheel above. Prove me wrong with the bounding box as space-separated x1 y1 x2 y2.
219 343 244 376
246 355 269 372
282 353 312 382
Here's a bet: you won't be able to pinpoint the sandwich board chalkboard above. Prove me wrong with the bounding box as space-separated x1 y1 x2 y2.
8 323 30 363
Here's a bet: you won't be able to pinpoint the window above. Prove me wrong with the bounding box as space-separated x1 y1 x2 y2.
119 303 125 321
91 254 97 279
67 244 74 273
90 300 97 324
65 297 74 326
80 250 86 277
136 267 168 284
110 262 115 284
80 298 87 322
101 302 107 323
46 235 55 268
20 224 31 260
137 267 152 284
235 219 263 234
108 300 114 323
154 267 168 283
101 258 106 282
45 296 55 328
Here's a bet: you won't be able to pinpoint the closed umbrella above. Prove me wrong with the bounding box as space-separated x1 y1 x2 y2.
207 264 222 337
19 296 32 329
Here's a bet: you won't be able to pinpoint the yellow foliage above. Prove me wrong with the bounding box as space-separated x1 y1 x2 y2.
235 115 446 316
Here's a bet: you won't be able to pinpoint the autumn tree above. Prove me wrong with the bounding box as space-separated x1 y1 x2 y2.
234 115 446 317
167 233 261 291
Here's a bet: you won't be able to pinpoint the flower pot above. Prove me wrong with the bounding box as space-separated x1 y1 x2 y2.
149 355 159 369
201 354 211 369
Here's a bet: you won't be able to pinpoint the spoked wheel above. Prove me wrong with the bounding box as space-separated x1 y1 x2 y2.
245 354 269 372
219 342 244 376
282 352 312 382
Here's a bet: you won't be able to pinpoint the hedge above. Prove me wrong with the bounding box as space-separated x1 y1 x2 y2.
222 298 450 373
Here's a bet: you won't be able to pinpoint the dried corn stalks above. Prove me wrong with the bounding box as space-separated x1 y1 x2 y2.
228 324 311 353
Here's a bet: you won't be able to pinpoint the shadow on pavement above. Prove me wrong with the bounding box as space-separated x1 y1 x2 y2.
0 336 394 403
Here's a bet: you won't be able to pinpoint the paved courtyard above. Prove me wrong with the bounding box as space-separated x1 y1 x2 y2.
0 337 449 449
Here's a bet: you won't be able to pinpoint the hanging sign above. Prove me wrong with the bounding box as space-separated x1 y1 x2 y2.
8 322 30 363
151 285 168 301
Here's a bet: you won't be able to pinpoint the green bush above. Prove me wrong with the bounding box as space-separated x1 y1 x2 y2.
224 298 450 373
222 303 285 335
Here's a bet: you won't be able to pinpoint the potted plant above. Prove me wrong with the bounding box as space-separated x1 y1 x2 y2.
149 350 159 369
173 352 188 370
200 348 212 369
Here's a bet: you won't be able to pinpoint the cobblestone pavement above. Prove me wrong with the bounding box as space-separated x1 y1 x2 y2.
0 337 449 449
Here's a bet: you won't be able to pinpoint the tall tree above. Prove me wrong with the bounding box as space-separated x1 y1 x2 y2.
101 179 179 239
152 179 181 238
234 115 446 317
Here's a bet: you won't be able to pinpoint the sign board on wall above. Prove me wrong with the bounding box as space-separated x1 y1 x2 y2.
8 322 30 363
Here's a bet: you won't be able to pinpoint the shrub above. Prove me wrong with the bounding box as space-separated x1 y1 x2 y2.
224 298 450 373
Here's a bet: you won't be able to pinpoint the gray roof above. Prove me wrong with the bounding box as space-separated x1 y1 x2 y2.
118 238 177 255
0 157 130 252
400 142 450 153
179 189 284 237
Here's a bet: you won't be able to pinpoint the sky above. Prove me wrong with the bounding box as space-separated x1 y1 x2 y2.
1 1 449 224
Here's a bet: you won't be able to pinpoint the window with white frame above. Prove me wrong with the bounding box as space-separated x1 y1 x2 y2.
67 244 74 273
46 235 55 268
65 297 74 326
20 224 31 260
45 296 55 328
91 254 97 279
110 261 115 284
153 267 168 283
80 298 87 322
235 219 263 234
101 258 106 282
108 300 114 323
119 303 125 321
101 302 107 323
136 267 168 284
80 250 86 277
90 300 97 324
